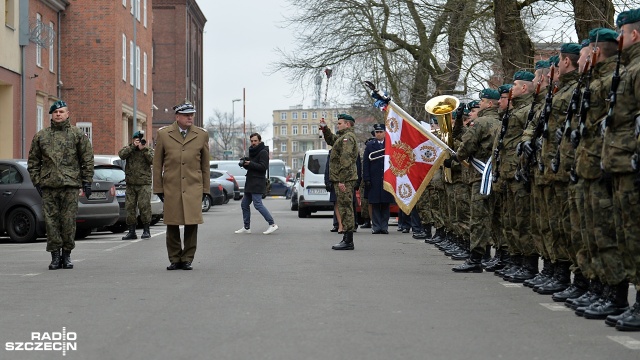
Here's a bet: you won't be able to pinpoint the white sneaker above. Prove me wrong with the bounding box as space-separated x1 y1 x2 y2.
263 224 278 235
234 227 251 234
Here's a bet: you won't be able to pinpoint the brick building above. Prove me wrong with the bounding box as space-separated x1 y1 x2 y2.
152 0 206 131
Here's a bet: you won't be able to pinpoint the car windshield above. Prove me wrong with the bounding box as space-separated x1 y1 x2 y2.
93 166 126 183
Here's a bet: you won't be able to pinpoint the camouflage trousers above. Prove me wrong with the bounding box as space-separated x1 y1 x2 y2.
545 182 571 262
578 177 623 285
42 187 78 252
563 181 583 272
469 181 491 255
360 195 370 221
490 186 505 249
454 182 470 239
337 181 356 232
612 174 640 285
416 188 432 226
444 182 455 232
531 182 549 259
125 184 152 226
504 180 535 256
570 180 593 277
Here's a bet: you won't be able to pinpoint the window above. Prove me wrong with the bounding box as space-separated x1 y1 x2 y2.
292 141 298 152
312 112 317 119
322 111 327 118
5 0 15 28
0 165 22 184
302 125 308 134
302 112 308 119
292 125 298 135
136 0 140 21
76 122 93 143
301 142 308 152
280 112 287 120
292 158 299 170
48 22 54 72
136 46 141 90
122 34 127 81
123 0 126 7
280 143 287 152
129 41 134 85
143 0 147 27
292 112 298 120
333 111 338 118
143 52 147 94
311 126 318 135
280 125 287 136
35 14 42 67
36 105 44 131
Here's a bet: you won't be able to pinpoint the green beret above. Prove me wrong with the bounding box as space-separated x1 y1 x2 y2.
467 100 480 110
560 43 581 55
589 27 618 43
48 100 67 114
513 70 535 82
580 39 590 48
337 113 355 122
617 8 640 28
479 89 500 100
132 131 142 139
463 107 470 116
498 84 512 94
549 55 560 67
535 60 550 70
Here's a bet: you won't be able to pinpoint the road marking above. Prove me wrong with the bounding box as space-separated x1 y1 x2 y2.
0 273 42 277
500 282 523 288
607 336 640 350
540 303 572 311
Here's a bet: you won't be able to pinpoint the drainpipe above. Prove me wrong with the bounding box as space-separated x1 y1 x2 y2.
57 11 61 98
19 0 29 158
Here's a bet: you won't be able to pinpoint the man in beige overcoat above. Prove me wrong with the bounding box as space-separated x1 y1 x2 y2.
153 102 210 270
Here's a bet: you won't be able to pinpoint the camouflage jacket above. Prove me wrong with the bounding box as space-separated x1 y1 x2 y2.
575 56 616 180
602 41 639 174
322 126 358 183
497 92 535 180
118 144 154 185
457 107 500 183
27 119 94 188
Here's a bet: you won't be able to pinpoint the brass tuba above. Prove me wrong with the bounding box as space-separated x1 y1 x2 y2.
424 95 460 150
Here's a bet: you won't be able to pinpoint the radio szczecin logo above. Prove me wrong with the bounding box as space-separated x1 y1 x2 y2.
5 327 77 356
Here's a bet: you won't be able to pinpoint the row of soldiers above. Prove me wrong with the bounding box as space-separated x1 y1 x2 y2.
415 10 640 332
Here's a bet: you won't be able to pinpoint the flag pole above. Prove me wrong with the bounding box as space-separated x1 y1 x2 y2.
243 87 246 155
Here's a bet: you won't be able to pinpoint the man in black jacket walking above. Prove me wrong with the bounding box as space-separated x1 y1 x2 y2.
235 133 279 235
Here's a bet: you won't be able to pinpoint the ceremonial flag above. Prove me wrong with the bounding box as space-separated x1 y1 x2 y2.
383 102 447 214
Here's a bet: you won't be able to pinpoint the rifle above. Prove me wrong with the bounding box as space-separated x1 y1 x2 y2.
550 64 589 174
515 78 543 183
571 36 598 149
492 88 513 183
603 30 624 131
526 67 558 178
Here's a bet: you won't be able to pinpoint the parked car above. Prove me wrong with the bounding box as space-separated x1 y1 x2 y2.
202 182 225 212
93 155 163 230
0 159 119 242
210 160 247 195
296 149 333 218
268 176 292 197
210 169 241 202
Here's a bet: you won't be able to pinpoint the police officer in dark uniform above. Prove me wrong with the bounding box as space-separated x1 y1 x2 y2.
363 123 395 234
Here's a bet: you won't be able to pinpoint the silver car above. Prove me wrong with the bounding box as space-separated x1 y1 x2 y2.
210 160 246 196
210 169 241 202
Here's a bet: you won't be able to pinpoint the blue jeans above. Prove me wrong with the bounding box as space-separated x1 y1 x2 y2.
241 193 274 228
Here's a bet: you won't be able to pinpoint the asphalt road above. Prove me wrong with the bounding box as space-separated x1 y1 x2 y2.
0 198 638 360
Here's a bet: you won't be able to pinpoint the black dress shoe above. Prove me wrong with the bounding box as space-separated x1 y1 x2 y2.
330 227 339 232
402 228 410 233
361 222 371 228
182 261 193 270
167 262 183 270
381 230 389 234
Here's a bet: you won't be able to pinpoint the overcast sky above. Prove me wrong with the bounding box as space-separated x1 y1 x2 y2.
198 0 297 147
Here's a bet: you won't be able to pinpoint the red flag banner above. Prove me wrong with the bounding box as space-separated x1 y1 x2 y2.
383 102 447 214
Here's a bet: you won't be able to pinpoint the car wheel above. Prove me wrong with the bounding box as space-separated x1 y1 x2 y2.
150 216 161 226
222 190 230 204
6 207 38 243
107 224 128 233
290 197 298 211
202 195 211 212
75 228 92 239
297 207 309 218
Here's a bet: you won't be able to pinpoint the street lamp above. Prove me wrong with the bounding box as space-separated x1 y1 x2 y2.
230 99 241 159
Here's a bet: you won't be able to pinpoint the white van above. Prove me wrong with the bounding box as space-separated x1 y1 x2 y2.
297 149 332 218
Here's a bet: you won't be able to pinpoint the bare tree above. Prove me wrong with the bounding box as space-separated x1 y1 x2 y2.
206 111 270 160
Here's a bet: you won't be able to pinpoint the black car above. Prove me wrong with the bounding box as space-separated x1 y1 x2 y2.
0 159 119 242
202 182 225 212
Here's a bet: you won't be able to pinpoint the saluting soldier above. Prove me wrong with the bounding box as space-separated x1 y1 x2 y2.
321 114 359 250
27 100 94 270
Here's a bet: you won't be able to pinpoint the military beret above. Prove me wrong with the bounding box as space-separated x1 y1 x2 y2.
580 39 590 48
535 60 550 70
479 89 500 100
463 107 470 116
560 43 582 55
513 70 535 82
173 102 196 114
549 55 560 67
589 27 618 43
337 113 355 122
498 84 512 94
132 131 143 139
373 123 385 131
467 100 480 109
617 8 640 28
49 100 68 114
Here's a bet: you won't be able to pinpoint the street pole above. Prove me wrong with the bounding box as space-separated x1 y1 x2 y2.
231 98 241 160
132 0 138 133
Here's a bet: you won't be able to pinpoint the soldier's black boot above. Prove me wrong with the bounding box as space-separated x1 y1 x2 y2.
583 281 629 320
427 228 446 244
525 258 553 288
332 231 354 250
607 291 639 326
507 255 538 283
61 250 74 269
553 271 588 302
615 291 640 331
496 254 520 277
567 278 602 309
141 225 151 239
574 279 605 315
536 261 571 294
48 249 61 270
122 225 137 240
451 238 471 260
481 245 492 267
485 248 508 272
452 249 483 273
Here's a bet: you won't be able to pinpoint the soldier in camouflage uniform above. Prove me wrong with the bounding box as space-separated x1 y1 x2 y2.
600 9 640 330
119 131 154 240
321 113 359 250
450 89 500 272
27 100 94 270
572 28 629 320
